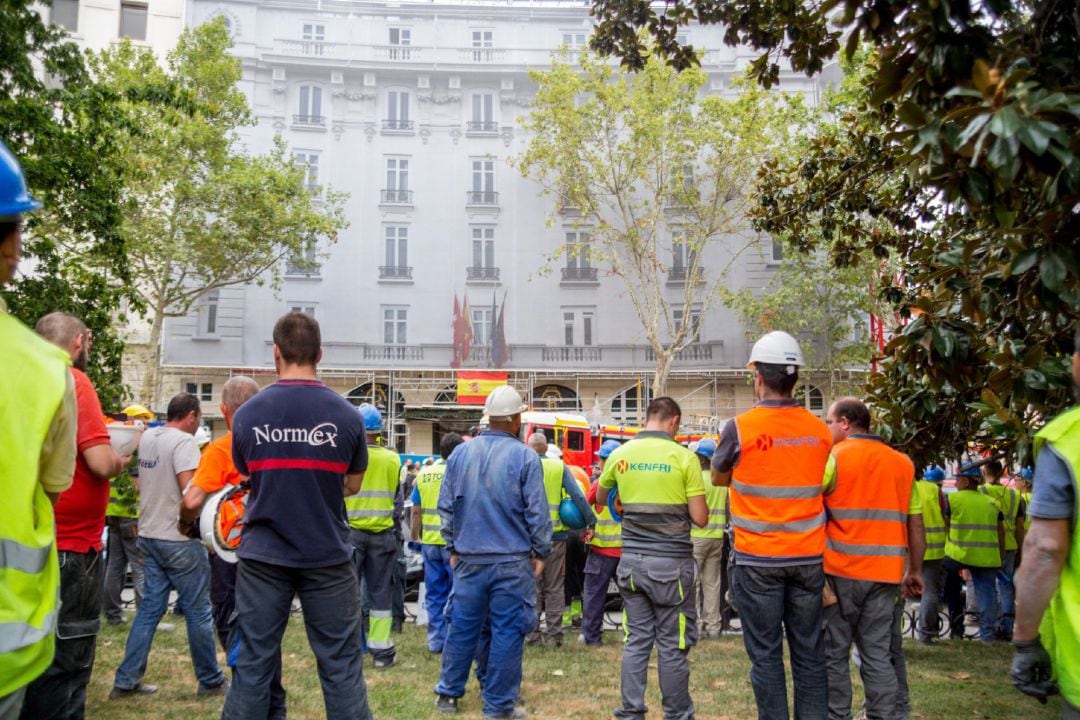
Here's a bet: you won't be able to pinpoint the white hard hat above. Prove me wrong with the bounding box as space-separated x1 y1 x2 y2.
194 425 212 447
747 331 804 369
484 385 527 419
545 445 563 460
199 485 247 563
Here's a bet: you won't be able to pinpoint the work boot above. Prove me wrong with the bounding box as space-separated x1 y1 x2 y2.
374 656 396 669
110 683 158 699
435 694 459 714
484 707 526 719
198 679 231 697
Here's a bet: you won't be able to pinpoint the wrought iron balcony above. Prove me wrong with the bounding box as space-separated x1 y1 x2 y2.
466 266 500 281
560 266 598 282
466 120 499 133
466 191 499 206
292 114 325 126
379 266 413 280
542 346 602 362
363 345 424 361
380 189 414 204
381 119 415 131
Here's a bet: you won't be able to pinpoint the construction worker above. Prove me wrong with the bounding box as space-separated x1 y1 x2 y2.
942 463 1005 643
410 432 466 654
820 397 924 720
1010 323 1080 714
597 397 708 720
712 330 833 720
580 439 622 646
1015 467 1033 532
102 405 153 626
21 313 134 720
690 438 729 640
979 459 1025 639
915 465 948 643
0 140 77 720
434 385 550 719
346 403 401 669
526 433 595 647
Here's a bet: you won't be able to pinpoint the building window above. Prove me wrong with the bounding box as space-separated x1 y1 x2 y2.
562 230 597 281
562 308 595 346
286 243 318 276
53 0 79 31
468 93 496 132
673 306 702 343
468 158 496 204
561 31 587 49
302 23 325 55
770 238 784 263
295 151 319 193
381 226 410 279
470 226 496 276
471 30 493 61
288 303 317 317
200 290 219 336
119 1 148 40
471 306 493 346
671 231 699 282
184 382 213 402
612 384 650 426
296 85 324 125
388 27 411 59
382 157 411 204
383 307 408 345
796 384 825 413
384 90 412 130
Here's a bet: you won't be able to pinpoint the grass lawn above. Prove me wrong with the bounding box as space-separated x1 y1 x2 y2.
87 616 1063 719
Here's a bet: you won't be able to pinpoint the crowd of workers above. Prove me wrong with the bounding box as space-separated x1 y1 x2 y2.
2 132 1079 720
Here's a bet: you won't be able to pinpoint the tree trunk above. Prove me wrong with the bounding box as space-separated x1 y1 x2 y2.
652 350 672 398
139 304 165 409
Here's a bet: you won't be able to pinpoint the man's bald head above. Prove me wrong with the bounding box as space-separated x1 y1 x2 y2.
36 311 89 370
527 432 548 455
221 376 260 415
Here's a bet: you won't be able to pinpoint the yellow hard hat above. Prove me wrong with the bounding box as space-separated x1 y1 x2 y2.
123 404 154 420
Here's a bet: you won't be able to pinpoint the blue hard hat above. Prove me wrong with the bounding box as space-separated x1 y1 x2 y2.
923 465 945 483
357 403 383 432
559 497 587 531
955 462 981 478
695 438 718 459
0 141 41 219
1019 466 1033 481
598 439 621 459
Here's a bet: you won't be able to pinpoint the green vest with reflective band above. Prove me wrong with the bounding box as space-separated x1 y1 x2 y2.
915 480 946 561
345 445 400 532
106 472 139 519
1033 405 1080 706
691 466 728 539
980 483 1020 551
0 313 69 696
1021 491 1032 530
590 479 622 549
415 461 446 546
944 489 1001 568
541 457 568 534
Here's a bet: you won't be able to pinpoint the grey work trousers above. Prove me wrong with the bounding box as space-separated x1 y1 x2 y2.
824 577 898 720
916 559 944 642
614 552 698 720
103 516 144 622
691 536 725 635
531 540 567 645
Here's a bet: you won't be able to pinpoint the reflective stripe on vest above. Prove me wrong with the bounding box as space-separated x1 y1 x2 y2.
591 515 622 548
0 312 68 696
415 461 447 546
344 446 400 532
729 407 831 558
916 480 947 561
106 476 138 519
541 458 567 534
981 484 1021 551
823 436 914 583
1033 405 1080 706
944 491 1001 568
692 470 728 539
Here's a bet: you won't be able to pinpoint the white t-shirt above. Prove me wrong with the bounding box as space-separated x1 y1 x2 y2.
136 426 201 541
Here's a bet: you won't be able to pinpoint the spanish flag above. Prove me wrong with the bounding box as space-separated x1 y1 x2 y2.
457 371 509 405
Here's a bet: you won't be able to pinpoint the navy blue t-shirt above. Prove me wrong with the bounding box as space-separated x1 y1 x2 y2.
231 379 367 568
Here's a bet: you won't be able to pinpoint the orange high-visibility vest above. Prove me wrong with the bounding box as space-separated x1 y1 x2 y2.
823 436 915 583
730 406 832 558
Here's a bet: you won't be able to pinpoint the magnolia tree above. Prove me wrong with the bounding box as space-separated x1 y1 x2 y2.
518 51 805 395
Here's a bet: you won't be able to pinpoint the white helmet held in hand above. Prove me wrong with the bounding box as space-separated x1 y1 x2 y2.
484 385 527 420
747 331 804 368
194 425 212 447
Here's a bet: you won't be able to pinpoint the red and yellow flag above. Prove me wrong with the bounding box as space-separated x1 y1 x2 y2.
457 371 509 405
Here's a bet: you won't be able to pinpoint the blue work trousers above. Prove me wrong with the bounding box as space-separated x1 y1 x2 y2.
422 544 454 652
996 550 1016 636
434 558 536 717
114 538 224 692
943 558 998 643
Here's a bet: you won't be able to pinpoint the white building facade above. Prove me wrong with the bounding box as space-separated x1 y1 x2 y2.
165 0 835 452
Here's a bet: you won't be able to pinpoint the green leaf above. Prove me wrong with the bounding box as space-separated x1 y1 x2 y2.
1008 248 1039 275
1039 251 1067 292
898 101 928 127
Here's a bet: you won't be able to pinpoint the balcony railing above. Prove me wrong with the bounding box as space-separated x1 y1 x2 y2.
380 189 414 204
460 47 504 63
464 345 511 367
376 44 418 61
466 191 499 206
363 345 424 361
466 266 500 281
379 266 413 280
561 266 598 282
292 114 326 126
382 119 415 131
542 346 603 362
466 120 499 133
646 344 713 361
278 39 347 58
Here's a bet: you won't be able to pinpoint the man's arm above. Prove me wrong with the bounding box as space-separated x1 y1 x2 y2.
523 455 553 560
344 471 364 496
83 443 132 482
998 517 1006 562
39 372 77 503
688 494 708 528
180 486 208 523
175 469 195 495
1014 518 1070 641
711 467 731 487
902 513 926 597
562 467 596 527
711 419 739 487
410 505 422 542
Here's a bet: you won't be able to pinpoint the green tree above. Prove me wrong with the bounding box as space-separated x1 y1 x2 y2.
518 51 805 395
92 19 348 403
591 1 1080 464
0 0 141 406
